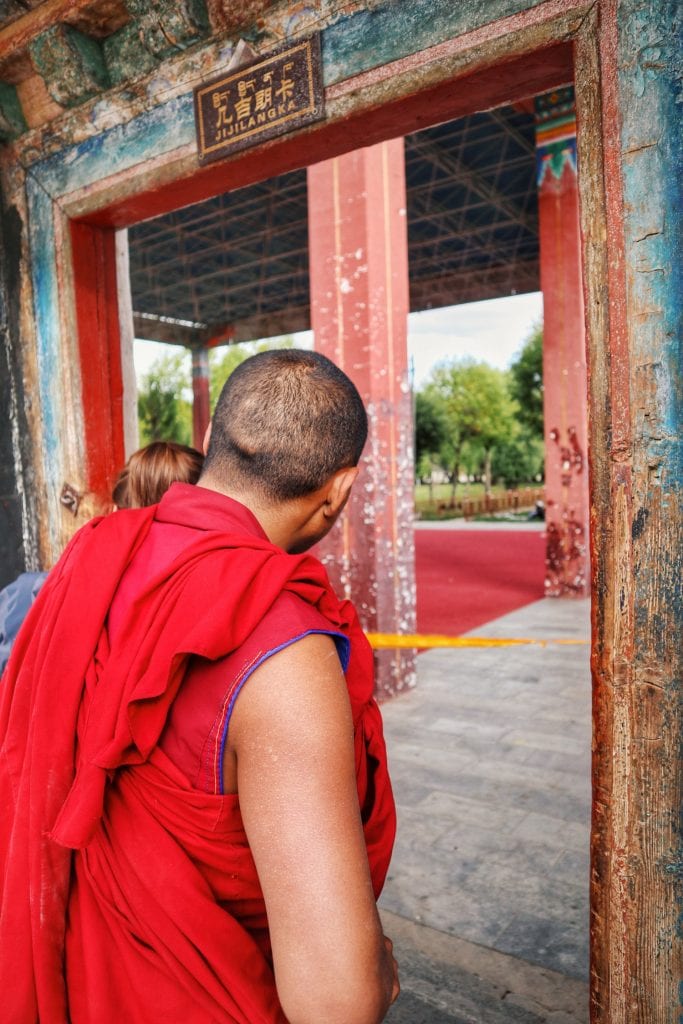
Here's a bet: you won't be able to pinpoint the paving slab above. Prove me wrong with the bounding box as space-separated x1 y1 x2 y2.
381 910 589 1024
378 597 591 1020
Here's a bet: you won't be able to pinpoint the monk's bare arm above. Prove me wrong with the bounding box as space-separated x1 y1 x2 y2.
228 633 398 1024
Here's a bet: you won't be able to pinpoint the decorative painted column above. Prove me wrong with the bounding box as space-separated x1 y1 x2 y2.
191 344 210 450
535 88 590 597
307 140 416 697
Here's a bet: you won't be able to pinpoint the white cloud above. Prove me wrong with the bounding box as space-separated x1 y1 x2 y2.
408 292 543 389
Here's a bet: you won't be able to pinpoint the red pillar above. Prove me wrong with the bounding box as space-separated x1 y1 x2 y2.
191 344 211 451
307 140 416 697
535 88 590 597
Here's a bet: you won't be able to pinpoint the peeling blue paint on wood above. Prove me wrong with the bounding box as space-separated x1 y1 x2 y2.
321 0 546 86
619 5 682 443
615 0 682 1005
26 176 64 552
618 0 683 604
31 93 195 198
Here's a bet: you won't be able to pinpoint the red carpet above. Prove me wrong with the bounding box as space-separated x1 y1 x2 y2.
415 529 546 636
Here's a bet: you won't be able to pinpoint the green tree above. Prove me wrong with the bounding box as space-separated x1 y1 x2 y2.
428 358 518 496
137 350 192 446
491 433 544 488
509 323 544 436
415 391 447 464
414 389 449 500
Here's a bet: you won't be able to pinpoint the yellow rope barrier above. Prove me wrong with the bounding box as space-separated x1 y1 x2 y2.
366 633 589 650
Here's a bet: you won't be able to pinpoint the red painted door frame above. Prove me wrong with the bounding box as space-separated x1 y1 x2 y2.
71 40 573 497
70 220 125 497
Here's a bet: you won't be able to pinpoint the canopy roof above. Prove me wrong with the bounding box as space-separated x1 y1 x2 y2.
129 103 538 348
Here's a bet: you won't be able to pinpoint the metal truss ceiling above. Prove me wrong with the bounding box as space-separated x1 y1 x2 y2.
128 104 538 346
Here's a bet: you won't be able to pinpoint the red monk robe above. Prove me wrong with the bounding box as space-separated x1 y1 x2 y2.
0 483 396 1023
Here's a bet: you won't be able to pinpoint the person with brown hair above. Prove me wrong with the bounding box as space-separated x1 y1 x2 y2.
0 441 204 674
113 440 204 509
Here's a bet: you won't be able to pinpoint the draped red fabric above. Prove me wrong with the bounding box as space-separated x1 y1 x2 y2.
0 485 396 1023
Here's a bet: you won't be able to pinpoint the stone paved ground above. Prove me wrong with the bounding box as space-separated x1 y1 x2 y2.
379 597 591 1023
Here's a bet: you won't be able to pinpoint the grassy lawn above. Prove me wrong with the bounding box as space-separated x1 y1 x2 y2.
415 481 541 519
416 481 500 509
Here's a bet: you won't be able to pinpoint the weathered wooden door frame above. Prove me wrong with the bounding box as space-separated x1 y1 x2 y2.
21 0 672 1018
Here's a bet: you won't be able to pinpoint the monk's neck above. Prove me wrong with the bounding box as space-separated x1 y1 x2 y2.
196 479 303 552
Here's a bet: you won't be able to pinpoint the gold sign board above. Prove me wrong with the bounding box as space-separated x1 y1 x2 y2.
194 35 325 164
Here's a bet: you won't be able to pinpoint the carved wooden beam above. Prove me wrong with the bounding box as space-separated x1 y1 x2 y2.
29 23 109 107
105 1 210 86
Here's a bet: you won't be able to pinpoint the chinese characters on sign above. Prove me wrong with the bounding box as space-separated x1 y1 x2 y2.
194 36 324 164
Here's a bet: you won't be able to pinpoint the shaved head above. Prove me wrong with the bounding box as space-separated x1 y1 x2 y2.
202 349 367 501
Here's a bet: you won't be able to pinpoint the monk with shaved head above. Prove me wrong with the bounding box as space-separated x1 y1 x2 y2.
205 347 368 503
0 349 398 1024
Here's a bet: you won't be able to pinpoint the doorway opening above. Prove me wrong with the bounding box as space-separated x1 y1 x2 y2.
117 88 591 1014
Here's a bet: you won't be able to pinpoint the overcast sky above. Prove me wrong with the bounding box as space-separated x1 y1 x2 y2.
133 291 543 390
407 291 542 389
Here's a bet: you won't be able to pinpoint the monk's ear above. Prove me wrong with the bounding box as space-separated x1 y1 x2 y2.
202 423 212 455
323 466 358 519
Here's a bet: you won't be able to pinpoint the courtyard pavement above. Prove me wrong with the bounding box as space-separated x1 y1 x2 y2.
378 596 592 1024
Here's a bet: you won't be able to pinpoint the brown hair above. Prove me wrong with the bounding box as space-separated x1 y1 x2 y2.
113 441 204 509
